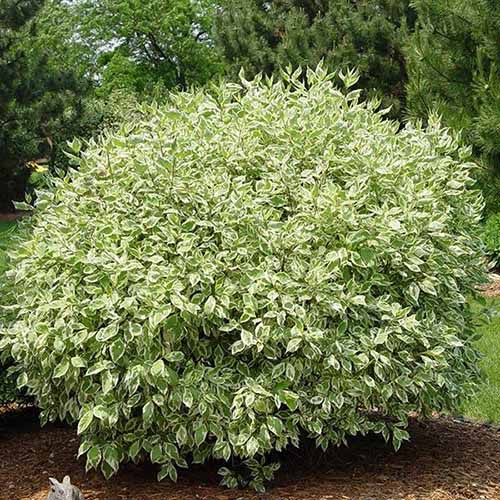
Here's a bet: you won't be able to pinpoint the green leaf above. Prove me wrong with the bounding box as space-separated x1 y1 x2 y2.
103 445 119 472
204 296 216 315
166 351 184 362
130 323 143 336
97 323 119 342
168 464 178 482
392 427 410 451
374 330 388 345
85 362 109 376
78 441 92 458
267 416 283 436
53 361 70 379
246 436 259 456
93 405 109 420
143 401 155 425
71 356 87 368
87 446 101 469
182 389 193 408
176 425 187 446
359 247 376 265
420 279 437 296
151 444 163 463
110 340 126 363
286 337 301 353
158 464 171 481
241 330 254 347
231 340 245 354
281 390 299 411
78 410 94 434
129 441 141 460
408 283 420 304
101 371 117 394
194 424 207 447
151 359 165 377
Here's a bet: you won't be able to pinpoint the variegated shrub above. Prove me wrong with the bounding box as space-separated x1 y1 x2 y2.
0 66 487 490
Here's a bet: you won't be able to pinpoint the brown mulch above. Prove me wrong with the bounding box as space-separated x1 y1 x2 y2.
0 407 499 500
0 211 31 222
482 273 500 298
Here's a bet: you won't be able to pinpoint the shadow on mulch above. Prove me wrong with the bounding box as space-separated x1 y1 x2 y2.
0 211 31 223
0 406 499 500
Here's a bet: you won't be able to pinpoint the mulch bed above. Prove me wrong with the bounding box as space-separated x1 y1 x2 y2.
0 211 31 222
0 407 499 500
482 273 500 298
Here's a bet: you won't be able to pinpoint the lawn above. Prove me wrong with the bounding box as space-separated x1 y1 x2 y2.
462 297 500 424
0 220 16 274
0 220 15 238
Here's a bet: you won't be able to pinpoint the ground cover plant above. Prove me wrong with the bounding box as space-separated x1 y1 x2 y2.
0 66 487 491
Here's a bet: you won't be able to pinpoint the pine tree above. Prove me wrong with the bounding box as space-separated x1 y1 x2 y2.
214 0 416 119
0 0 89 212
405 0 500 214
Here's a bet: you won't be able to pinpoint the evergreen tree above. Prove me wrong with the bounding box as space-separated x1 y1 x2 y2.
214 0 416 119
405 0 500 214
0 0 90 212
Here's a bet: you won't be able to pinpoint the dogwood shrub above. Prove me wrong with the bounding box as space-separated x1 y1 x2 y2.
0 66 486 490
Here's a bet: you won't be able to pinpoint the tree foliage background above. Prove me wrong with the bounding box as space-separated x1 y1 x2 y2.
214 0 416 119
0 0 91 212
68 0 222 94
1 0 499 224
405 0 500 215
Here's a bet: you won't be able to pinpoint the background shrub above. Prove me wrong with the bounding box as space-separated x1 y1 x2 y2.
0 66 487 490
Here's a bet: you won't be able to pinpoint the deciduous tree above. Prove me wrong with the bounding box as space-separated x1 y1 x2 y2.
71 0 223 93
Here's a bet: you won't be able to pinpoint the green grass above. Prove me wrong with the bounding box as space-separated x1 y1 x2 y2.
462 297 500 424
0 220 16 274
0 220 15 235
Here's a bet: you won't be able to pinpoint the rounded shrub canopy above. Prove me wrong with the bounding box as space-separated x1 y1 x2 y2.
0 66 486 489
